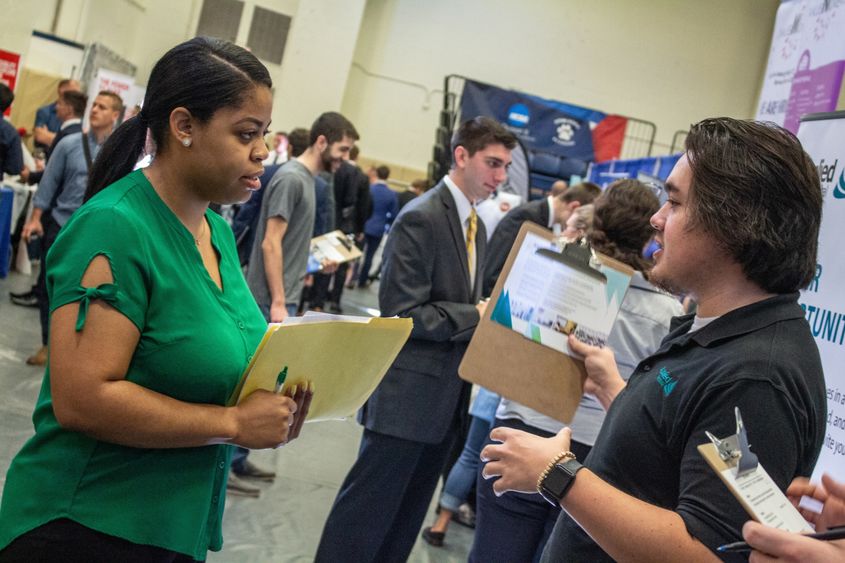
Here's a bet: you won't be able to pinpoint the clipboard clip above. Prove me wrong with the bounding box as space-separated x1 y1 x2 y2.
705 407 759 477
536 239 606 283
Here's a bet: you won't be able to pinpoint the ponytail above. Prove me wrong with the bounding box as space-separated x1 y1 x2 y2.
84 115 147 202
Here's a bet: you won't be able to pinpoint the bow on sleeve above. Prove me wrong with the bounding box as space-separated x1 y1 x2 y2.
73 283 119 331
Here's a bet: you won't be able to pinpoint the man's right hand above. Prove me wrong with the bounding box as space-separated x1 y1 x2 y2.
22 219 44 242
228 389 297 449
270 301 289 323
568 334 626 410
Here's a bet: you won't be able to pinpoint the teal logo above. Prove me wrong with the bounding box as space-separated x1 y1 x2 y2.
834 170 845 199
656 367 677 396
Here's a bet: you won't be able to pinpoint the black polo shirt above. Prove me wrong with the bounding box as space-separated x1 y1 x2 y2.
542 293 826 562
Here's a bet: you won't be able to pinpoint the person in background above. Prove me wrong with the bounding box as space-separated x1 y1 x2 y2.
357 165 398 288
316 116 516 563
345 145 372 290
0 84 23 182
470 180 683 562
0 36 310 562
263 131 288 166
32 79 81 151
397 178 427 211
21 90 87 186
246 112 356 323
10 90 88 310
20 90 123 367
742 474 845 562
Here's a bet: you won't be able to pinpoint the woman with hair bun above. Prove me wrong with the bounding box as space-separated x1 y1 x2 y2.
0 37 310 561
469 179 683 563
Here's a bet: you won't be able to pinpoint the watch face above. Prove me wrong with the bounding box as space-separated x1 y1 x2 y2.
544 465 571 496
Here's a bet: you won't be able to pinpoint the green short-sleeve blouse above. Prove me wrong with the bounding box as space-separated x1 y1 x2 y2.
0 170 267 560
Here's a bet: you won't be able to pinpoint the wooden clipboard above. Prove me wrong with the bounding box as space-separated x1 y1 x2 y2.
458 222 632 423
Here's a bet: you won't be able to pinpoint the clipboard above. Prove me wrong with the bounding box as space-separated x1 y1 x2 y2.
308 230 363 273
698 407 813 533
228 315 412 422
458 222 633 423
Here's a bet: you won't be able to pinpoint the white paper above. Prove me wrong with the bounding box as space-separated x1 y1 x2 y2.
720 465 813 533
492 232 631 354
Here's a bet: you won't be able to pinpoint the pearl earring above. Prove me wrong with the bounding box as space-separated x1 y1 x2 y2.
182 138 192 147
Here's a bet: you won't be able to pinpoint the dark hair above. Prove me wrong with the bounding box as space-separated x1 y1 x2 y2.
376 165 390 180
411 178 429 192
684 117 822 293
61 90 87 117
86 37 272 201
451 116 517 165
97 90 124 115
288 127 310 157
349 145 360 161
560 181 601 206
309 112 359 146
58 78 77 90
588 179 659 274
0 84 13 113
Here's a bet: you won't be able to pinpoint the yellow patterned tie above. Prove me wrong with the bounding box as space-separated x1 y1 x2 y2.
466 208 477 286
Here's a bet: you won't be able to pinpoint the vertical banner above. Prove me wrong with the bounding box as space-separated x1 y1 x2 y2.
756 0 845 132
796 112 845 479
0 49 21 116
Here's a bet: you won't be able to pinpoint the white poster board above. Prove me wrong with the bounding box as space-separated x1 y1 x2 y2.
796 112 845 479
756 0 845 132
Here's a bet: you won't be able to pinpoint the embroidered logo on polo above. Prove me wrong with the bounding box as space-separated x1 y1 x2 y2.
656 367 677 396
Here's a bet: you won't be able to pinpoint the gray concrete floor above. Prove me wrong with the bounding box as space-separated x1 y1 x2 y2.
0 268 473 562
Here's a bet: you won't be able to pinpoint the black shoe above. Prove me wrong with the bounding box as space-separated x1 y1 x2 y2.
10 294 39 308
328 303 343 314
421 527 445 547
9 289 34 299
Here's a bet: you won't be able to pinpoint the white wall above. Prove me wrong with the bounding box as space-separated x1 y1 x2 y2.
341 0 780 170
0 1 59 63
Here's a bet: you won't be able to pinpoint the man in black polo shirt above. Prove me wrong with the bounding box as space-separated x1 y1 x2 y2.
479 117 827 562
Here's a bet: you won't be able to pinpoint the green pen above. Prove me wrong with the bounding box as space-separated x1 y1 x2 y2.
274 366 288 394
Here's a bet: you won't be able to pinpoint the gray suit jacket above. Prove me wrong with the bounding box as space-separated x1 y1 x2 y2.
358 181 487 444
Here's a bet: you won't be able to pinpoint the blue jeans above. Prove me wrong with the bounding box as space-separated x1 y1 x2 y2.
439 415 493 512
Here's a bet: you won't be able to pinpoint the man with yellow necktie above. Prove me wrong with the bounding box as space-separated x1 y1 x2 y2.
316 117 517 563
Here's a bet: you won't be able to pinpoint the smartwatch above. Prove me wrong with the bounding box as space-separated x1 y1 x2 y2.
538 457 584 506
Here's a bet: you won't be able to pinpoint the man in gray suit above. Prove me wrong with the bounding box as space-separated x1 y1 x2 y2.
316 117 517 562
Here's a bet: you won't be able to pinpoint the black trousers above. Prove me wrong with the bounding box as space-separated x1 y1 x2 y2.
309 261 349 309
34 214 61 346
0 518 201 563
315 428 457 563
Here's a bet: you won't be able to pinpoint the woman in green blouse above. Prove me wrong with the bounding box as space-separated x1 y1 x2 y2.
0 37 309 562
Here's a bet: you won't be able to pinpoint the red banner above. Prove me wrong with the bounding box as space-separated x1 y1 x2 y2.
0 49 21 116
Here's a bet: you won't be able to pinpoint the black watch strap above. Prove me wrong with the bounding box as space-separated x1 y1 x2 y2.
538 457 584 506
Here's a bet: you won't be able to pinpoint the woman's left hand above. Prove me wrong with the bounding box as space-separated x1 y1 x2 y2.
285 384 313 442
